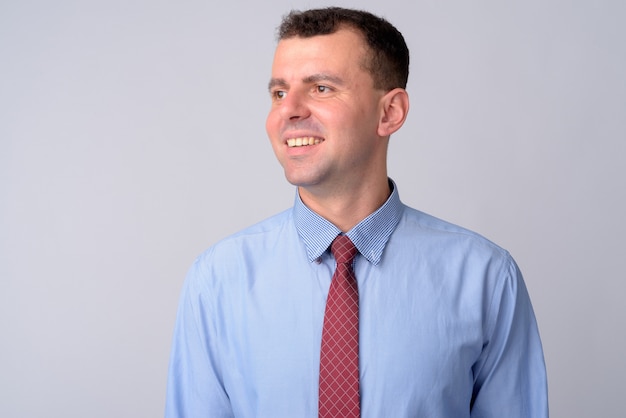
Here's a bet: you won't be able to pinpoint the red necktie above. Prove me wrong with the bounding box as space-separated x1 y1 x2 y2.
319 235 360 418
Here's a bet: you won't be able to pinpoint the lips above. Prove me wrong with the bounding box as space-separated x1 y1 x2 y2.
286 137 323 147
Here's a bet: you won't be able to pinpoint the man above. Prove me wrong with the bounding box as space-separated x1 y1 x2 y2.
165 7 548 417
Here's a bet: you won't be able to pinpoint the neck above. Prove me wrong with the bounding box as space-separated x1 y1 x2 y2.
298 177 391 232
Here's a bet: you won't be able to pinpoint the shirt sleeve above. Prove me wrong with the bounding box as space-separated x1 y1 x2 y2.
165 255 234 418
470 256 549 418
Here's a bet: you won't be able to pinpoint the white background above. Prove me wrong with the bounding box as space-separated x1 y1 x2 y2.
1 0 624 417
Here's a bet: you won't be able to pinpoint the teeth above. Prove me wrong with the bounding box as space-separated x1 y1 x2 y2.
287 137 322 147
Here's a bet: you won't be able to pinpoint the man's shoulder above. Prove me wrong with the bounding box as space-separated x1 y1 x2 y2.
228 207 294 239
399 205 511 260
197 207 295 259
185 207 297 285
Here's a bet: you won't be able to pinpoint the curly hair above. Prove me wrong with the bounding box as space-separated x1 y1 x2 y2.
277 7 409 91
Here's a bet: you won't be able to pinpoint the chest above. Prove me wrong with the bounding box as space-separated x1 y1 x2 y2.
216 260 484 416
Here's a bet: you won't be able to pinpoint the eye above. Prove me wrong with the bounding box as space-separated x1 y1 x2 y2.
316 85 330 93
272 90 286 100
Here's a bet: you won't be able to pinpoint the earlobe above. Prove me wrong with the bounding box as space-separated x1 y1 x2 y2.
377 88 410 137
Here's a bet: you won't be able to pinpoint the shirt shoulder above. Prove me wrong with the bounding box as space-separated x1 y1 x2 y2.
227 208 293 239
204 207 293 252
397 206 526 341
186 208 297 288
399 205 512 261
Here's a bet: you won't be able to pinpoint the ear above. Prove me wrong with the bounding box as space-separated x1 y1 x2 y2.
377 88 409 137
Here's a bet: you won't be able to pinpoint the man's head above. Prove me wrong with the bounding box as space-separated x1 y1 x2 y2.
266 8 410 207
277 7 409 92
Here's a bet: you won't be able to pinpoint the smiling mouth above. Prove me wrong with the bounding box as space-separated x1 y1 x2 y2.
287 137 323 147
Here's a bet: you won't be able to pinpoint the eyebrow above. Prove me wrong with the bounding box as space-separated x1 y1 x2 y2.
268 78 287 91
303 73 345 86
268 73 345 92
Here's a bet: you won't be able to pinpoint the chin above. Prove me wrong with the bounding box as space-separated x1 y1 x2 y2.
281 164 328 189
284 173 318 188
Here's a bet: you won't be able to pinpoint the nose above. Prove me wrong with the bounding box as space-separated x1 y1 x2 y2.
279 90 310 121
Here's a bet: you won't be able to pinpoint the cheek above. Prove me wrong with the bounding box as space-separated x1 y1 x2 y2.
266 110 284 149
265 112 283 157
265 109 276 136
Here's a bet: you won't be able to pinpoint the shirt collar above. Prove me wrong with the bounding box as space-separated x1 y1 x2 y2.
293 179 404 265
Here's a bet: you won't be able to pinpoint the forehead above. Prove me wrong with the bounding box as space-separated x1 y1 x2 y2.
271 29 369 75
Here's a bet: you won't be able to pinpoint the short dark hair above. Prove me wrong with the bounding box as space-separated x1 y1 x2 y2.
277 7 409 91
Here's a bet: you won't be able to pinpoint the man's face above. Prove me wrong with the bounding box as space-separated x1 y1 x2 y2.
266 28 387 195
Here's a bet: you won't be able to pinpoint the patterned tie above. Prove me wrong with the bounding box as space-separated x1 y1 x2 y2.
319 235 360 418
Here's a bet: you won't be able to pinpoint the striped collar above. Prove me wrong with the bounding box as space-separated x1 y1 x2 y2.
293 179 404 265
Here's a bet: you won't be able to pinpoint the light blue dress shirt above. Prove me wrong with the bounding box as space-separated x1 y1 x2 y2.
165 181 548 417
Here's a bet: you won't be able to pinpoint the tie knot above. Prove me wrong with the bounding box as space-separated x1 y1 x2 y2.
331 235 358 264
